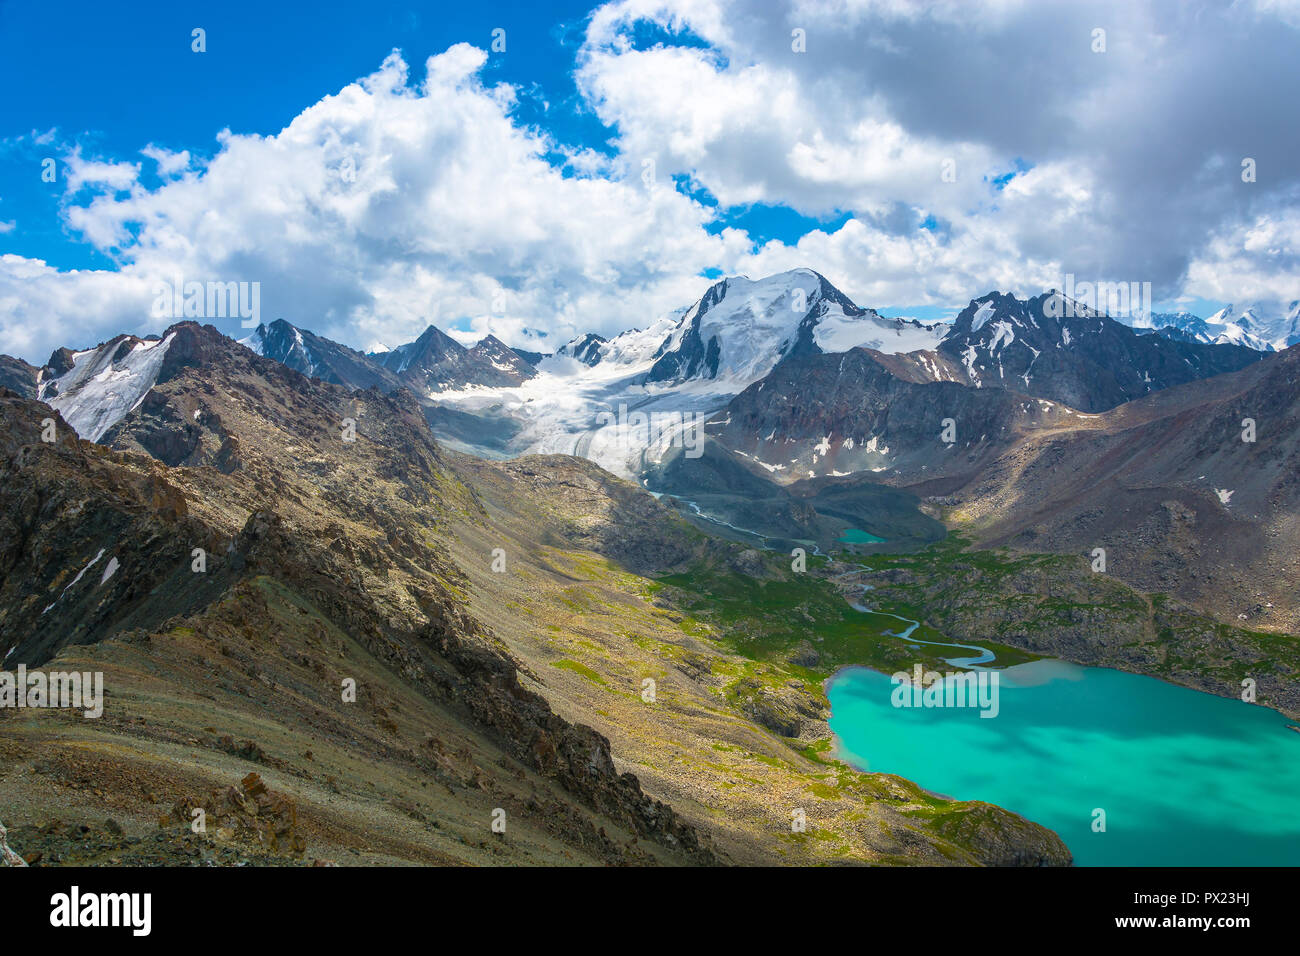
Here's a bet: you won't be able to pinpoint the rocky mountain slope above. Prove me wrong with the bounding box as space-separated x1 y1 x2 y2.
0 328 711 865
0 354 38 398
240 319 406 392
705 345 1082 488
935 344 1300 634
371 325 538 394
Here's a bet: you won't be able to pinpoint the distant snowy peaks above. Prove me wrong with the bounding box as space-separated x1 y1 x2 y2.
1204 304 1261 329
1149 304 1289 352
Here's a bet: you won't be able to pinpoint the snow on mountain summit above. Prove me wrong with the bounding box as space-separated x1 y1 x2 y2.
1150 305 1283 352
642 268 943 388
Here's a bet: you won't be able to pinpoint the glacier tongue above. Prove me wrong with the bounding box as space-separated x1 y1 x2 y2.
45 332 176 442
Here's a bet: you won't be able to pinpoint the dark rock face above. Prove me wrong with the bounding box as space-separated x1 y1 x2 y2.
107 388 206 466
556 333 606 366
511 348 548 366
647 278 730 384
45 347 78 378
936 291 1264 412
646 292 724 383
464 334 537 386
372 324 469 392
158 321 232 382
0 390 230 666
711 347 1067 487
0 355 38 398
250 319 405 392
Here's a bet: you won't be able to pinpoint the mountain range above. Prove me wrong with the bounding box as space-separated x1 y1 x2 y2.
9 269 1269 462
4 265 1299 866
1146 302 1300 352
4 267 1288 630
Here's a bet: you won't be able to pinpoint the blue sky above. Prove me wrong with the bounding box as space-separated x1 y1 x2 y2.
1 0 600 267
2 0 1296 361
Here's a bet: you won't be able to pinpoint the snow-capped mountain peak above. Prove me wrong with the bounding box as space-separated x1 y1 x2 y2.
1150 307 1278 352
937 291 1264 409
641 268 943 388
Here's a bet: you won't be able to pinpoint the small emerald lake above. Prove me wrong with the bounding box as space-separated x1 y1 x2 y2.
838 528 885 544
827 659 1300 865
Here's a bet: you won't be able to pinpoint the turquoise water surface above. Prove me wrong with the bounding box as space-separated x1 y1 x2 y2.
827 659 1300 865
838 528 885 543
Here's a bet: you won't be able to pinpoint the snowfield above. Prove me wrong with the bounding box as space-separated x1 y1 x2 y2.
42 333 176 442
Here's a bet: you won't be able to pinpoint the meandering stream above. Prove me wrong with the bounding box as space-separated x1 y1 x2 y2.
831 567 998 667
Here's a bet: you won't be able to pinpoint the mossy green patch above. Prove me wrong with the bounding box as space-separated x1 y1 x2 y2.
549 659 607 687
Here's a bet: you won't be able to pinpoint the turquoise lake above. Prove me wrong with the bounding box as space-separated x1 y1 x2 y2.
838 528 885 543
827 659 1300 865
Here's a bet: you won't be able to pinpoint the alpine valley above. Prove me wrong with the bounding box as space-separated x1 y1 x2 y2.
3 268 1298 867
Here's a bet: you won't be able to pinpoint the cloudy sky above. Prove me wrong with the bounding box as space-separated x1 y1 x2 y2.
1 0 1298 362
